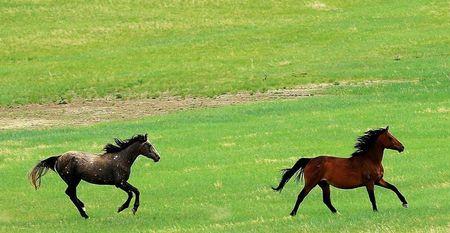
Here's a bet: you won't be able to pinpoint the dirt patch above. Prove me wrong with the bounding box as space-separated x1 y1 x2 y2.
0 84 328 130
0 80 414 130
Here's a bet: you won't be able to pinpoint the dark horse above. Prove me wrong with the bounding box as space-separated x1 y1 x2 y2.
273 126 408 216
29 134 160 219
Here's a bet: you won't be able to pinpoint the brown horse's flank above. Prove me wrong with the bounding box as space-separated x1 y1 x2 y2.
28 134 160 219
273 126 408 216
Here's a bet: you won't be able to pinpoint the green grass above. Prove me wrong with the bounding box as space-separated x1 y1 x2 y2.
1 78 449 232
1 1 449 232
1 0 449 105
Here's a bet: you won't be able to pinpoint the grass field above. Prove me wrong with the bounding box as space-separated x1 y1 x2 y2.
1 78 449 232
1 0 449 232
0 0 448 105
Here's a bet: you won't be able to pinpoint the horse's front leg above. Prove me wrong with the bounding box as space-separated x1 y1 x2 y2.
121 182 140 214
116 183 133 212
366 183 378 211
376 178 408 208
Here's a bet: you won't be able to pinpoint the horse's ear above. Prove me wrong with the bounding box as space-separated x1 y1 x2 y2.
144 133 148 140
385 126 389 131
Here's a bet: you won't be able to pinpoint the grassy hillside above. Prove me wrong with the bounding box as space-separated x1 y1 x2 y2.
1 0 448 105
0 78 448 232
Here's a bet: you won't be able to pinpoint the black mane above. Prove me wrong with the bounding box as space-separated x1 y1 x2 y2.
103 134 147 153
351 128 387 157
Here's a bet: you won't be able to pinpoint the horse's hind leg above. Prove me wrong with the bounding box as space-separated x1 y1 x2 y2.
290 165 323 217
65 179 89 219
116 183 133 212
318 181 337 213
290 182 317 216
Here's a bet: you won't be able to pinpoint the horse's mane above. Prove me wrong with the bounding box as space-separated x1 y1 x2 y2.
103 134 147 153
351 128 387 157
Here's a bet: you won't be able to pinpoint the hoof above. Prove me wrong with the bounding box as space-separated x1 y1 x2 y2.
132 208 138 215
271 187 281 192
81 214 89 219
117 206 127 213
403 203 408 208
289 212 296 217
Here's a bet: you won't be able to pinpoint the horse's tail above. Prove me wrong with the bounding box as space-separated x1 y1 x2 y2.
272 157 311 192
28 155 60 190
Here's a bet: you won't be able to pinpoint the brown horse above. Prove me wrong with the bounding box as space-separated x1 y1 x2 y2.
28 134 160 219
273 126 407 216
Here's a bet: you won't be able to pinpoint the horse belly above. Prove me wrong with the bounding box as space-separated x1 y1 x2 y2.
323 162 363 189
80 171 115 185
76 162 116 185
327 179 363 189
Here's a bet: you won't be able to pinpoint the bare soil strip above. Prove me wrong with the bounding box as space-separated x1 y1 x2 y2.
0 80 413 130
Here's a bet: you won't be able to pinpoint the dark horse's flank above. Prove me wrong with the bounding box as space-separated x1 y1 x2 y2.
273 126 408 216
29 134 160 219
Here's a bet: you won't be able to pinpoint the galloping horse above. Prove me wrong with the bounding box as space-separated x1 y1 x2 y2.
29 134 160 219
273 126 408 216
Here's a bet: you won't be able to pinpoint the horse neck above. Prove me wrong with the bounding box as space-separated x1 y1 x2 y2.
117 142 141 167
363 143 385 165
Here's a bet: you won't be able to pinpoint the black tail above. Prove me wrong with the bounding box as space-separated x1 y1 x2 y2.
28 156 60 190
272 158 311 192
